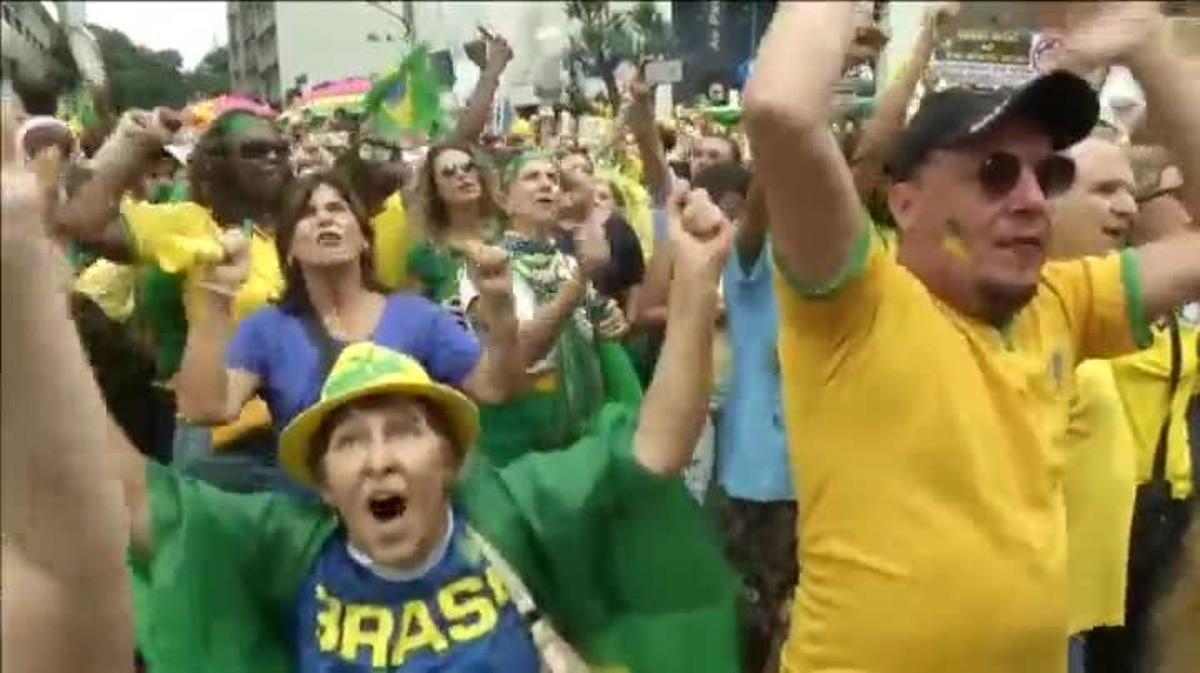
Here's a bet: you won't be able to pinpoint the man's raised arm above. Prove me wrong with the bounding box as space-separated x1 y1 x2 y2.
1 104 142 673
1052 3 1200 316
743 2 864 288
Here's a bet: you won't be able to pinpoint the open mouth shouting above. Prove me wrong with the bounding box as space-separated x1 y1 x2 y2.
315 230 345 247
366 490 408 523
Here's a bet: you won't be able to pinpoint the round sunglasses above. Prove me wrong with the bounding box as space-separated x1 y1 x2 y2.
976 151 1076 199
438 160 477 179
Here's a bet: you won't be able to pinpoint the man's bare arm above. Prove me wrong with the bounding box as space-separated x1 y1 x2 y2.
1 129 140 673
1136 232 1200 321
851 4 956 198
635 189 732 475
743 2 864 288
627 73 672 202
449 34 513 146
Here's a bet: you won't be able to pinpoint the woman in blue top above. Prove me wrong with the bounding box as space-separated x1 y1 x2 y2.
175 171 523 490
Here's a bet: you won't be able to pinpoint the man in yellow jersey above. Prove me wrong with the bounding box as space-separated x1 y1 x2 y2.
1046 132 1142 672
744 2 1200 672
1089 148 1199 673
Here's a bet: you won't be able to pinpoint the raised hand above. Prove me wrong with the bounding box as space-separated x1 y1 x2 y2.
927 1 961 40
1 108 48 256
1040 2 1166 75
462 241 515 308
575 210 612 281
668 183 734 286
90 107 177 175
197 228 251 298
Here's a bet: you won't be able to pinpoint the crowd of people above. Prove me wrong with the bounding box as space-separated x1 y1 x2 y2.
1 2 1198 673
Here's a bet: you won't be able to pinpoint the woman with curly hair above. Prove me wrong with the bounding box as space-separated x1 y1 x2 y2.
53 108 293 490
405 142 506 316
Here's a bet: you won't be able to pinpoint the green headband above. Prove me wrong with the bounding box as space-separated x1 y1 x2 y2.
502 150 556 187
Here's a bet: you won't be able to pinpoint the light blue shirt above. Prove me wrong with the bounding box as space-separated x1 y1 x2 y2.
716 241 794 502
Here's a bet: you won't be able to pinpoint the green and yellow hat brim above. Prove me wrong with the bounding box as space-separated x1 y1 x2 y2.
277 345 480 489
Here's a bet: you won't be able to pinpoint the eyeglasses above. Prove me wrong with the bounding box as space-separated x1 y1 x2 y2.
438 160 477 179
358 142 403 163
977 151 1076 200
1135 185 1181 205
236 140 289 161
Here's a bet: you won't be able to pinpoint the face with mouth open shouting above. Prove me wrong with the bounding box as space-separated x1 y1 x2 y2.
503 157 561 231
313 395 461 572
289 182 370 268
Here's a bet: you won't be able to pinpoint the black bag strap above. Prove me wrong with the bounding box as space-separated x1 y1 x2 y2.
1150 315 1183 482
299 311 345 382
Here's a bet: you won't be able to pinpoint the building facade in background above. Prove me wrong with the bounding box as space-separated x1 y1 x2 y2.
228 1 413 105
1 1 63 86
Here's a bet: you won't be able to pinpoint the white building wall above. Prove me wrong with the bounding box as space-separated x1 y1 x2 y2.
274 1 412 101
1 1 61 83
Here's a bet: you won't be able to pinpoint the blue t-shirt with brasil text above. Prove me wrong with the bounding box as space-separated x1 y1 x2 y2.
128 405 742 673
295 513 539 672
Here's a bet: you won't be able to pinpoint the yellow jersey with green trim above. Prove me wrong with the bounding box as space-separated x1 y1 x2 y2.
1110 318 1198 499
774 227 1146 673
1063 360 1138 634
372 191 412 291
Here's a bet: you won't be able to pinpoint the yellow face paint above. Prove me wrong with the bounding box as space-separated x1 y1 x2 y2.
941 235 969 261
941 217 970 261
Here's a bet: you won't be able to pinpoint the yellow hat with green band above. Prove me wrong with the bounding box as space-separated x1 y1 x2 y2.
278 343 480 488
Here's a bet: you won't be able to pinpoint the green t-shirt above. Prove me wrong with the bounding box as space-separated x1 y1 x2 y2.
131 404 740 673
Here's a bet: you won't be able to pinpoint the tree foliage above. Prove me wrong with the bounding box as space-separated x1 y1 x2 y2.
563 0 674 112
90 24 189 110
185 46 231 100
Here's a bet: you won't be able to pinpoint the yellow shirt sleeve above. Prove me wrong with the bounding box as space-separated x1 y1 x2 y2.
371 191 411 291
121 200 226 274
773 224 898 365
1041 250 1148 364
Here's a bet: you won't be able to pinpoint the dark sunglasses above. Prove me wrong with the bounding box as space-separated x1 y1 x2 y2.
439 160 477 179
236 140 290 161
976 152 1076 200
358 142 404 163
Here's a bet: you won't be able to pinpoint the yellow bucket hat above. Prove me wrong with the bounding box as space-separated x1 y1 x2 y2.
278 343 480 488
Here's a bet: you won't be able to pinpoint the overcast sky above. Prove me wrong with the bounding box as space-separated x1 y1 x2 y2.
46 1 228 70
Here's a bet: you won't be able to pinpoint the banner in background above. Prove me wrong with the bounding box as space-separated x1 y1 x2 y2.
930 28 1036 90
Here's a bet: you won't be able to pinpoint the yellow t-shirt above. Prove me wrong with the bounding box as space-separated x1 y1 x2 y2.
371 191 411 291
774 228 1144 673
122 200 284 447
1063 360 1139 634
1110 318 1199 499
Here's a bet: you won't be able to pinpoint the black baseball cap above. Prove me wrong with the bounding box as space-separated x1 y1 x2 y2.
887 71 1099 181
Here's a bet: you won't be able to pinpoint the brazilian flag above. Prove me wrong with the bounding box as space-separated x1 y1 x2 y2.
363 43 451 141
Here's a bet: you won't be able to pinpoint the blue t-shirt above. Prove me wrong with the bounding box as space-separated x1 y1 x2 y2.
716 243 794 502
228 293 481 435
295 513 541 672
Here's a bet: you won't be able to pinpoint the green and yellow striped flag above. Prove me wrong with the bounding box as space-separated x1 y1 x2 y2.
363 43 450 141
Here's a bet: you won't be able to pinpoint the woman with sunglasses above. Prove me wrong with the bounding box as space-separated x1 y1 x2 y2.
53 108 299 491
174 170 524 492
338 33 513 294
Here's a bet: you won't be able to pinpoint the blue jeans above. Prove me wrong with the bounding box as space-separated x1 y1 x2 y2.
1068 635 1086 673
171 422 314 498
